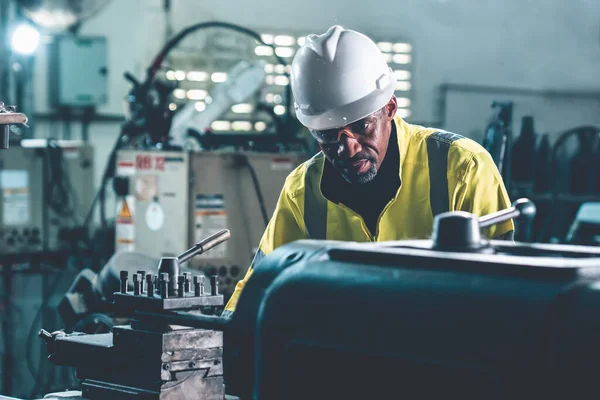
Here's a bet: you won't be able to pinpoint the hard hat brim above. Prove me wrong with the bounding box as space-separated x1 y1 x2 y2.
295 73 398 131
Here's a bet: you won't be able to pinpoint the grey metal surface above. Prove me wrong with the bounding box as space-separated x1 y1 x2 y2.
113 293 224 311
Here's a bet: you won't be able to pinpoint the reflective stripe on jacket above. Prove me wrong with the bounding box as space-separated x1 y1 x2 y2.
225 116 514 312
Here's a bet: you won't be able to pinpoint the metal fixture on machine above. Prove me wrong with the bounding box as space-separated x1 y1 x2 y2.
432 198 536 251
0 102 27 149
39 229 231 400
34 200 600 400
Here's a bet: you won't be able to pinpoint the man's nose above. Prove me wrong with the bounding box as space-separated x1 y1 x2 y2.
337 134 362 158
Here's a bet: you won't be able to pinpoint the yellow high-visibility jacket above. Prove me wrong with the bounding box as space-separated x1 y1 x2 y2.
225 116 514 312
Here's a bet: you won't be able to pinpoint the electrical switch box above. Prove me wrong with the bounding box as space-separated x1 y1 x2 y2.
49 35 108 108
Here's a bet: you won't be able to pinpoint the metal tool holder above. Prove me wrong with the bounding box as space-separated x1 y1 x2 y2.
39 229 232 400
114 270 223 311
0 102 27 149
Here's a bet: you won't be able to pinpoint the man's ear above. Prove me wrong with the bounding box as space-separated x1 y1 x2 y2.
386 95 397 119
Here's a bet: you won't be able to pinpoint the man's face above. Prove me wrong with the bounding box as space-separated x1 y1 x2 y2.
315 97 397 184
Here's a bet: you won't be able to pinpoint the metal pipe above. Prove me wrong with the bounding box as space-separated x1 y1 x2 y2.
177 229 231 264
479 206 519 228
1 125 8 149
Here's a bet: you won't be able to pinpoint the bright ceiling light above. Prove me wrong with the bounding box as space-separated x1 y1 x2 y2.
11 24 40 55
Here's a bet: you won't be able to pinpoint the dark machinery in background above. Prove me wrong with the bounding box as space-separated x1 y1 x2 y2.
481 100 600 245
119 21 305 151
24 198 600 400
506 121 600 244
90 20 308 247
482 101 513 190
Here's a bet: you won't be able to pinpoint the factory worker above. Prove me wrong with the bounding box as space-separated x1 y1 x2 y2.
223 25 513 317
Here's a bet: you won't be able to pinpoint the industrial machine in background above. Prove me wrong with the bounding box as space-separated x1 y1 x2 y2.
29 198 600 400
0 139 94 254
482 101 513 189
93 21 310 304
119 21 302 150
168 59 267 149
112 148 306 301
1 104 94 254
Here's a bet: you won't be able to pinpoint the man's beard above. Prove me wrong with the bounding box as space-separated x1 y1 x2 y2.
334 156 378 184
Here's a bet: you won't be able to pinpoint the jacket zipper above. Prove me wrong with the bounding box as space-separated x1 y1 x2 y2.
338 197 397 241
337 203 375 241
374 200 395 240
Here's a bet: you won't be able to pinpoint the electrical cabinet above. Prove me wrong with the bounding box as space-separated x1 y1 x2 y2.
49 36 108 108
0 140 94 254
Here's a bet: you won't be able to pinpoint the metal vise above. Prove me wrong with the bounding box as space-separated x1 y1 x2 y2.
39 230 231 400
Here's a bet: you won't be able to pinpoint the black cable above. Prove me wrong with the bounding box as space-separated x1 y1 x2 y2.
241 155 269 227
82 130 126 230
44 139 80 225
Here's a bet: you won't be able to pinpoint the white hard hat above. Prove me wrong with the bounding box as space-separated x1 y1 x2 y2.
290 25 397 131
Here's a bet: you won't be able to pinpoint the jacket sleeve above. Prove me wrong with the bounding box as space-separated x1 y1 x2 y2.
224 178 308 314
449 150 515 239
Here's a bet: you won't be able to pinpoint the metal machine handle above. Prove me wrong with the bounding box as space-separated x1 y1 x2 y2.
177 229 231 264
0 102 28 150
433 198 537 250
479 198 536 229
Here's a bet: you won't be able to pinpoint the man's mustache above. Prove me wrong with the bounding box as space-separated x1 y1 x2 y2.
334 154 375 168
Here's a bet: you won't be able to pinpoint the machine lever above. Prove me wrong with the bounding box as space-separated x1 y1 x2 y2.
177 229 231 264
479 198 536 229
433 198 537 250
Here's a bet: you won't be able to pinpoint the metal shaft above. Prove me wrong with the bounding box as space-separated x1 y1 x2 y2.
177 275 185 298
1 125 8 149
146 273 155 297
479 207 519 228
133 273 141 295
210 275 219 296
160 273 169 298
184 272 191 293
194 275 204 296
120 271 128 294
177 229 231 264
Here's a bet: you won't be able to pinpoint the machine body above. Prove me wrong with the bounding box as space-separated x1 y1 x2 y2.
226 234 600 400
35 201 600 400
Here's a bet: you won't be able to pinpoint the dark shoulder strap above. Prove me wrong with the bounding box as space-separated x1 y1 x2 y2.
303 153 328 239
425 131 464 217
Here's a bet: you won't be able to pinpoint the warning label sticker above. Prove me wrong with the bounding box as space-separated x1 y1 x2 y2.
116 161 136 176
0 170 30 225
271 157 294 171
116 196 135 253
195 194 227 259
